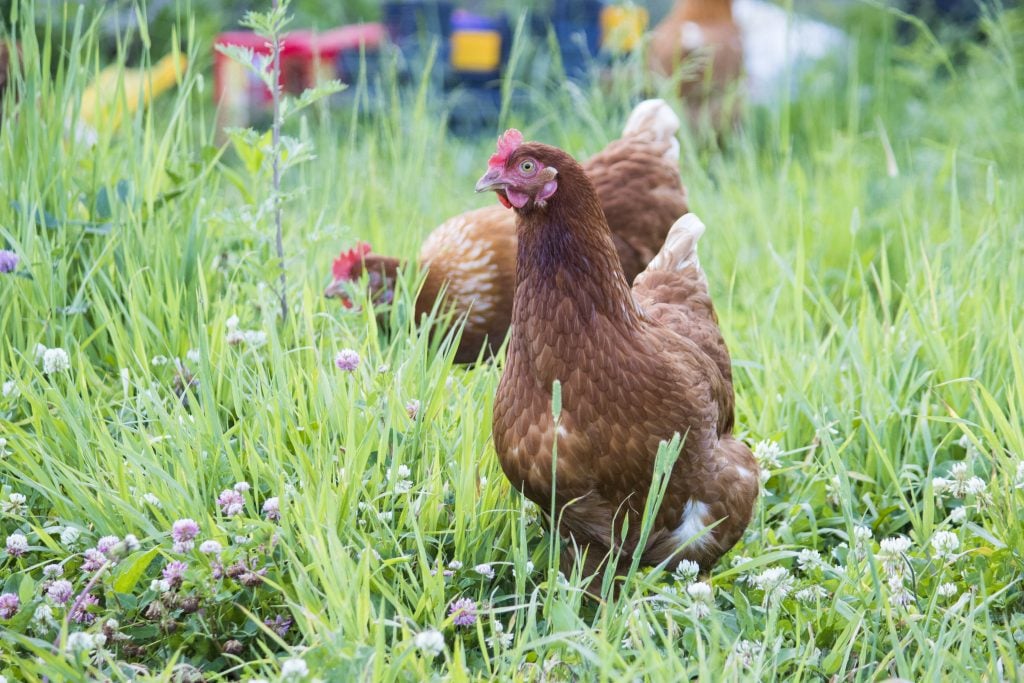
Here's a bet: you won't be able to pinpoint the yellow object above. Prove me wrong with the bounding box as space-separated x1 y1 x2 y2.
450 30 501 72
78 53 188 129
601 5 649 54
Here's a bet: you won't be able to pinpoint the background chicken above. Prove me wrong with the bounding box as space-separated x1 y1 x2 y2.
478 132 758 586
326 99 688 364
649 0 744 134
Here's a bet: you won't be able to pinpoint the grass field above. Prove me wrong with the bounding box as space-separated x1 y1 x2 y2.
1 2 1023 681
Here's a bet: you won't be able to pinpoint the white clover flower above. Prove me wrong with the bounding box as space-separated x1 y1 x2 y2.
934 462 989 503
931 530 960 560
2 380 17 397
447 559 463 570
752 439 782 483
42 348 71 375
141 492 162 508
474 563 495 580
686 581 714 618
150 579 171 593
853 525 873 543
280 658 309 679
186 349 201 364
243 330 267 348
486 620 514 649
751 566 794 606
825 475 843 507
796 548 823 571
5 533 29 556
151 355 168 367
673 559 700 583
949 506 967 524
32 603 56 631
729 639 763 669
65 632 100 653
887 576 913 608
877 536 912 577
1 493 26 515
226 315 240 330
200 540 223 555
414 629 445 657
34 343 48 361
121 534 140 553
233 481 251 493
879 536 911 555
936 582 958 598
795 585 828 604
60 526 81 547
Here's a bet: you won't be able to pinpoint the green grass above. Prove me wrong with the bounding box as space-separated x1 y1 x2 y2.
2 2 1024 681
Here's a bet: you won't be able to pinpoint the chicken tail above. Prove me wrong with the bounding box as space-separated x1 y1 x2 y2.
622 99 681 163
644 213 706 279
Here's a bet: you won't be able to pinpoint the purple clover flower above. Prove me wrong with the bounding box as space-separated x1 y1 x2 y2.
262 496 280 521
81 548 106 572
334 349 360 372
96 535 120 556
70 593 99 624
264 614 293 637
172 519 200 544
47 579 74 604
0 592 19 619
162 560 188 588
0 250 18 274
449 597 477 627
217 489 245 516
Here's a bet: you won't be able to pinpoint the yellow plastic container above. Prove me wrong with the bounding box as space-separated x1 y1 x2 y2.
450 30 502 72
601 5 649 54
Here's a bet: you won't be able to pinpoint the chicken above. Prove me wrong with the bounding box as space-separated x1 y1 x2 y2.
477 130 758 586
325 99 688 364
327 210 518 365
649 0 743 134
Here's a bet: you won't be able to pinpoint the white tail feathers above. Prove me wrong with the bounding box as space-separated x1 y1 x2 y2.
622 99 681 162
646 213 706 275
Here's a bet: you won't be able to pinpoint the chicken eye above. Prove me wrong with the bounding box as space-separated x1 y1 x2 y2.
519 160 536 174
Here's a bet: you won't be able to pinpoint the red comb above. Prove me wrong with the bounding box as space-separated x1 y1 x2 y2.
332 242 372 281
488 128 523 167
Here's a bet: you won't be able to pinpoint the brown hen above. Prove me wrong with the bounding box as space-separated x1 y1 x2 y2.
477 132 758 587
649 0 743 134
325 99 688 364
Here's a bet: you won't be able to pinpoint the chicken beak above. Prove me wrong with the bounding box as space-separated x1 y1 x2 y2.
324 280 348 300
475 168 507 193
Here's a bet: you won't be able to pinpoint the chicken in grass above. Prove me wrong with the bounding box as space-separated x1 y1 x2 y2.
477 130 758 586
325 99 688 364
649 0 743 134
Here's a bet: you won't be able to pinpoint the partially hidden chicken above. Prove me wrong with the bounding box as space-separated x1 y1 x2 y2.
325 99 688 364
649 0 743 134
476 130 758 585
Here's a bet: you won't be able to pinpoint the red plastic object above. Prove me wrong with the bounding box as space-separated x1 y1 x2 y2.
281 24 385 93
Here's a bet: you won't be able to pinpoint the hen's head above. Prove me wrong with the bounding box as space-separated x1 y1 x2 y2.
475 129 562 211
325 242 400 308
